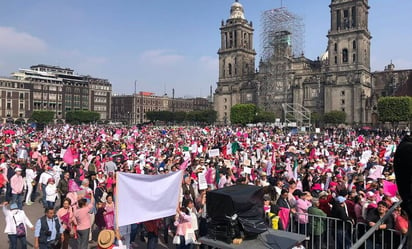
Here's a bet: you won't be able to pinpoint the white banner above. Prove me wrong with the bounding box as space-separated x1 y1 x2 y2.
198 173 208 190
116 171 183 226
208 148 220 158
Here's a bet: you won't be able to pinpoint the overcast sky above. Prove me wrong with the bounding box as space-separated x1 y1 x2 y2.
0 0 411 98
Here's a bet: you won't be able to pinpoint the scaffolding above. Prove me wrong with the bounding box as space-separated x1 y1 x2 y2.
260 7 305 61
282 103 311 128
258 7 305 118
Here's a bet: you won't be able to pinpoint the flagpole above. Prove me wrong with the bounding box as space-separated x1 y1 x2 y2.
115 171 119 230
176 170 185 213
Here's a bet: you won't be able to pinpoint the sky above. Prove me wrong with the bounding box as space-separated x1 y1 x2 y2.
0 1 411 98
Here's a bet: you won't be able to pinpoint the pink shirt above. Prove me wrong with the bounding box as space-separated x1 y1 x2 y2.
10 174 24 194
174 212 191 236
74 202 94 230
295 198 312 224
57 207 74 230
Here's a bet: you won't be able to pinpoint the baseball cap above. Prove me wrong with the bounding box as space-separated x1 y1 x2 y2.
336 196 346 203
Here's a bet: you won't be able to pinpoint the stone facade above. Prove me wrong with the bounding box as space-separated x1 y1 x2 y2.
214 0 411 126
1 64 112 122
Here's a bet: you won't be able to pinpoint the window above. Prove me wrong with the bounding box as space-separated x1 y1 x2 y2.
341 108 345 112
341 99 345 105
228 63 232 75
334 56 338 64
353 40 356 49
342 49 348 63
353 53 356 62
343 9 349 29
336 10 341 30
341 91 345 96
352 7 357 27
19 93 24 99
224 98 227 103
334 43 337 52
7 103 11 109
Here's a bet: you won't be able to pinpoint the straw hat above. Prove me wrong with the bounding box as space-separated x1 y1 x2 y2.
97 229 115 248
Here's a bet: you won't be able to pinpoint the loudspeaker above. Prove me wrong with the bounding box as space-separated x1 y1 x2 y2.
207 184 267 242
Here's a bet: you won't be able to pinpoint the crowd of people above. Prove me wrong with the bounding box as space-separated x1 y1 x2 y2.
0 123 409 249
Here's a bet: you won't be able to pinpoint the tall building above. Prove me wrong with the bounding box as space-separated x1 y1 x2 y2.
1 64 112 123
214 0 411 126
0 77 30 123
214 1 257 125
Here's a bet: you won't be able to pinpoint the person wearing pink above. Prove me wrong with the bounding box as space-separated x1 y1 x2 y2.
74 194 95 249
66 179 81 207
10 167 24 209
57 198 75 249
295 191 312 236
103 195 115 230
174 207 192 249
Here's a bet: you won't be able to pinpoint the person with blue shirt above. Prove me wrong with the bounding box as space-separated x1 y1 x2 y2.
34 207 64 249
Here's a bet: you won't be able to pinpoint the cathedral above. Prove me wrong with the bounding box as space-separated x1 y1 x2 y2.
214 0 412 126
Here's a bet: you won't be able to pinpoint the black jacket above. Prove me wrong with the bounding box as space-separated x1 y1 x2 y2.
394 135 412 216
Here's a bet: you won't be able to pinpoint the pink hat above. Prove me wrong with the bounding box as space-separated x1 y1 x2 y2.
311 183 322 191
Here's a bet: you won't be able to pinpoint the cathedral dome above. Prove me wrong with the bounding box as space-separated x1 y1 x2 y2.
320 50 328 61
230 1 245 19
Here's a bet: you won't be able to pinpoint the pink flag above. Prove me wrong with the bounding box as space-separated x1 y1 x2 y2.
279 207 290 230
179 159 190 171
63 148 74 165
383 180 398 197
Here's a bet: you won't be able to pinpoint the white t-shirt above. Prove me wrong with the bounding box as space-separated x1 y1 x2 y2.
39 172 53 185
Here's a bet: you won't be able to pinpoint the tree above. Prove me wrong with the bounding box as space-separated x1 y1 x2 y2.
186 109 217 124
230 104 257 125
203 109 217 124
254 111 276 123
173 112 186 123
377 96 412 126
65 110 100 124
311 112 323 127
323 110 346 124
31 111 55 124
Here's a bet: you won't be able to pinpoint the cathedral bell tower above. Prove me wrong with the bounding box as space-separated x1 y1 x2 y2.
214 1 256 124
327 0 371 72
324 0 372 124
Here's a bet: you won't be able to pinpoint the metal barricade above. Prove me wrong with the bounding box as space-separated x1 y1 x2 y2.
288 212 354 249
352 201 405 249
284 210 406 249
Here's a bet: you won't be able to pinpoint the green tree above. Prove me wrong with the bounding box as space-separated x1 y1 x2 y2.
146 111 159 121
377 96 412 126
173 111 186 123
230 104 257 125
65 110 100 124
31 111 55 124
203 109 217 124
311 112 322 127
323 110 346 124
254 111 276 123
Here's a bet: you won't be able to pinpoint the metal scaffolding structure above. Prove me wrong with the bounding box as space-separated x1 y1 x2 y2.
260 7 305 61
258 7 305 118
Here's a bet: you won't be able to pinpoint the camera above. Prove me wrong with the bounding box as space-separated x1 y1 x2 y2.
45 231 52 236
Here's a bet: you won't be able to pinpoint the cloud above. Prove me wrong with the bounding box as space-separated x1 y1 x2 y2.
0 27 47 54
138 49 185 66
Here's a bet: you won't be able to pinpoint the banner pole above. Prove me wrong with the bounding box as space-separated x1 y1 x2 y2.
115 171 119 230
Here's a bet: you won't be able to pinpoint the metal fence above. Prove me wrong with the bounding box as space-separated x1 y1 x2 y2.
286 202 406 249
